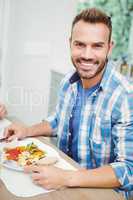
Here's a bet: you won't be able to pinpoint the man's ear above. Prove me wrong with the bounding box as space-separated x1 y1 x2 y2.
108 40 114 57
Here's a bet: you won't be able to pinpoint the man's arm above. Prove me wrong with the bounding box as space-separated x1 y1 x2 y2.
24 164 120 190
4 121 53 141
27 121 53 137
67 165 120 188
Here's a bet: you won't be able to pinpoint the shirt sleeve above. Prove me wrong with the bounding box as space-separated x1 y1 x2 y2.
45 75 67 136
110 92 133 191
46 106 59 136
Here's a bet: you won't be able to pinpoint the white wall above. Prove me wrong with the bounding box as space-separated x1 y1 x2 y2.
1 0 77 124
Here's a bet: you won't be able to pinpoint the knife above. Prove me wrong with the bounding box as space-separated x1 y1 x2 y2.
0 137 8 142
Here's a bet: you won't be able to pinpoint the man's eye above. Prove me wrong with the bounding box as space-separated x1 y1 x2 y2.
74 42 84 48
94 44 103 48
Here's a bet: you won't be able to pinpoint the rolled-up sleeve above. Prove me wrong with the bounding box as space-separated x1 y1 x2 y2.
46 112 58 131
46 106 59 136
110 92 133 191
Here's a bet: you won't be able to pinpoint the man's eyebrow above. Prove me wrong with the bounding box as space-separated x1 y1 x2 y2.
73 40 84 43
93 42 105 45
73 40 105 44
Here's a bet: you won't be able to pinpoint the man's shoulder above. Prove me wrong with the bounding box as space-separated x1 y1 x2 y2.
113 70 133 94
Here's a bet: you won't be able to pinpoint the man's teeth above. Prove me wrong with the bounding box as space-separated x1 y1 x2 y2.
81 63 96 66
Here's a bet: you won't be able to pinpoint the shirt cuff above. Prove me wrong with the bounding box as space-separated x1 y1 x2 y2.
110 162 130 190
45 115 58 136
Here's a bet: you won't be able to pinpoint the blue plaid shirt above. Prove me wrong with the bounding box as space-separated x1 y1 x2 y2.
68 81 100 161
46 60 133 199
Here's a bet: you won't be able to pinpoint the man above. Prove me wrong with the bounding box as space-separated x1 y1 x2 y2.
4 8 133 199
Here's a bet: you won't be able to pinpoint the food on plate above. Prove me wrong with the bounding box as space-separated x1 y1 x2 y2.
3 142 46 167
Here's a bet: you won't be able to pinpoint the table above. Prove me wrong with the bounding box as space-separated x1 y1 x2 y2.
0 137 124 200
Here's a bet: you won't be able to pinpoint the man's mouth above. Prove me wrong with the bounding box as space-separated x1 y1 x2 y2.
78 61 98 70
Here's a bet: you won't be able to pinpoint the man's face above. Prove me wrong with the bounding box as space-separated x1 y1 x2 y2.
70 20 113 80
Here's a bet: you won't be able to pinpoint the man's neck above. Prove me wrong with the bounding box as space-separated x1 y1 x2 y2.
81 69 104 89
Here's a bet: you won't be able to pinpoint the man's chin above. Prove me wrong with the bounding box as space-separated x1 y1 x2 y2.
78 71 95 79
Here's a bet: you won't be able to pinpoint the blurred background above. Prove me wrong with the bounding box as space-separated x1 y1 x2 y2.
0 0 132 125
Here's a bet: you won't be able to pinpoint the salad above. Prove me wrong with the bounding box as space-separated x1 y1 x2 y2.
3 142 46 167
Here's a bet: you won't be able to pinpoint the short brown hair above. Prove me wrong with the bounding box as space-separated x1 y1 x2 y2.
71 8 112 42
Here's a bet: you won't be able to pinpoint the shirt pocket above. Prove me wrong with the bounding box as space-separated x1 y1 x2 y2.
90 116 112 166
89 138 111 167
92 114 111 142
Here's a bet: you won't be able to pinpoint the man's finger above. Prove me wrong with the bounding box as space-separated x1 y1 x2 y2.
32 172 43 180
4 123 16 137
24 165 41 173
33 179 44 186
4 127 11 138
6 134 18 142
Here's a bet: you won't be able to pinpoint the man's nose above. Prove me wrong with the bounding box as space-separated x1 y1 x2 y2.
81 47 94 59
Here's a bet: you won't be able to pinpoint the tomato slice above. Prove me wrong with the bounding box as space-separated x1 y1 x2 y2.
6 148 22 161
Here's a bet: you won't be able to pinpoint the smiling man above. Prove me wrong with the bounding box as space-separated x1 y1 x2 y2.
4 8 133 199
70 16 113 89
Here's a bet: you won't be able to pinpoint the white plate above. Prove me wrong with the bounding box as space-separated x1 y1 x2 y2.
3 160 23 171
2 138 60 172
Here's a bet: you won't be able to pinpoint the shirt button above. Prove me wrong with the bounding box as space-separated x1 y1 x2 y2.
68 132 71 136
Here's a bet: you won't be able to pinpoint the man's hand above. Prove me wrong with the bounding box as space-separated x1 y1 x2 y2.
4 121 53 142
4 122 29 141
0 104 7 119
24 165 71 190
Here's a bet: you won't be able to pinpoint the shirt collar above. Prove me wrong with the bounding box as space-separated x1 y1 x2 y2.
99 60 115 90
69 71 80 84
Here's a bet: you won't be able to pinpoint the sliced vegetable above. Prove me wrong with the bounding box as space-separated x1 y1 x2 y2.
4 142 46 166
